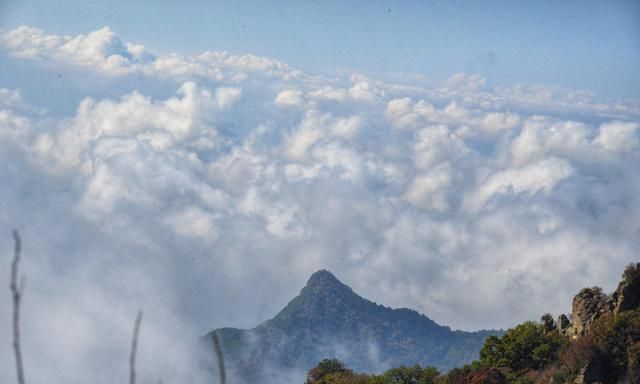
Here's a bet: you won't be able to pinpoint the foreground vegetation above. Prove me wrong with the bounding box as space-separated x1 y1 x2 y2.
306 263 640 384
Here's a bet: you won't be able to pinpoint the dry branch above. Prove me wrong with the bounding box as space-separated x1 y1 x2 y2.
10 230 25 384
212 331 226 384
129 311 143 384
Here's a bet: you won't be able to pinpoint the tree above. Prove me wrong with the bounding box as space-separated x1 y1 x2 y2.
375 365 439 384
540 313 555 333
306 359 352 384
591 309 640 378
623 263 640 283
479 321 562 372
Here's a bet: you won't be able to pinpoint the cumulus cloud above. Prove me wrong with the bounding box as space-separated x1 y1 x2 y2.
284 110 329 161
0 26 155 74
275 89 305 107
384 98 436 130
593 120 639 152
330 115 363 139
32 81 239 172
481 111 520 134
0 26 297 82
0 88 34 140
1 25 640 384
404 163 453 211
164 206 219 242
464 158 574 212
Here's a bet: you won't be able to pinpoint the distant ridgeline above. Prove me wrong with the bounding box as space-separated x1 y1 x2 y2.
206 270 500 383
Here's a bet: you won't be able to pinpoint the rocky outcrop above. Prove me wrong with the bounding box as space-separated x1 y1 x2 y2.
556 263 640 339
613 262 640 315
571 287 612 336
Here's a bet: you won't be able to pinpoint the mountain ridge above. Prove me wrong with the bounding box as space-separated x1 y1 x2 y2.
207 270 501 383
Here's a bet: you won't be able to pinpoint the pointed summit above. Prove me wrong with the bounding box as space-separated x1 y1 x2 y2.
210 269 502 382
301 269 355 299
306 269 344 288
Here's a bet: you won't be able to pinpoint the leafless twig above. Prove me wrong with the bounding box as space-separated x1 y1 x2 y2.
10 230 25 384
212 331 226 384
129 311 143 384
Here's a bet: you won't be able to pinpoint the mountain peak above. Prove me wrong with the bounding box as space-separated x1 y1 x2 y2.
303 269 354 297
270 269 359 324
212 269 502 381
306 269 341 287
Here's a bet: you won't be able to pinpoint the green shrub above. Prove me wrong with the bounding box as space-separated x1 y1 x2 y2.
307 359 353 384
374 365 439 384
479 321 562 372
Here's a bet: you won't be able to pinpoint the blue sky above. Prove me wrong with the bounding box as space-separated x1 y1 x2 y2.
2 0 639 99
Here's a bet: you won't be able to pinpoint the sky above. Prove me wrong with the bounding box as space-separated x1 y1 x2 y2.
0 1 639 383
2 0 640 98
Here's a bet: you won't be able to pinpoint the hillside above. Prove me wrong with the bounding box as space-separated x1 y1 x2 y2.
302 263 640 384
207 270 500 383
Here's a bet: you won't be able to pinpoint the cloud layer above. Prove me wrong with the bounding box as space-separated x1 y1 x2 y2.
1 25 640 383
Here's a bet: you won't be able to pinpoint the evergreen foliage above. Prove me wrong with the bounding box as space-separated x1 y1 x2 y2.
478 321 563 371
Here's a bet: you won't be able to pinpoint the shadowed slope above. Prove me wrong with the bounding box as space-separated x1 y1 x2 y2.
208 270 500 382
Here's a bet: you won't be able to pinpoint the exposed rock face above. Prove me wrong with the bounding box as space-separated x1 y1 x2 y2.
562 264 640 338
571 287 612 336
613 262 640 315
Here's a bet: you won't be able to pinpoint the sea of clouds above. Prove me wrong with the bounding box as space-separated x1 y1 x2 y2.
0 25 639 383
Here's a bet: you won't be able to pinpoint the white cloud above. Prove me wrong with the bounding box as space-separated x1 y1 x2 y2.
33 81 235 171
594 120 639 152
465 158 574 212
414 125 469 170
309 86 348 101
0 87 23 107
275 89 305 107
284 110 329 161
215 86 242 109
164 206 219 242
0 26 299 82
330 115 362 139
0 26 155 74
207 146 265 196
239 187 305 239
385 97 418 129
404 163 453 211
481 111 520 134
312 141 363 181
348 79 378 101
446 73 486 92
77 160 150 218
1 25 640 384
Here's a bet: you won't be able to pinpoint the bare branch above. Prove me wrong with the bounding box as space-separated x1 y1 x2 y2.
11 230 25 384
212 331 226 384
129 311 143 384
